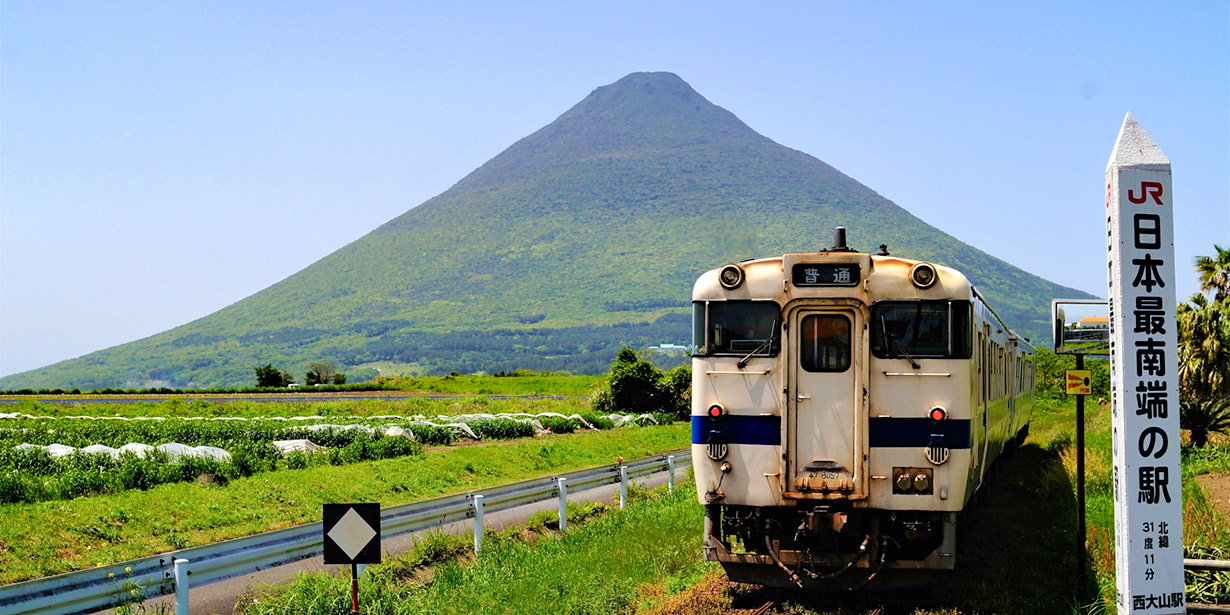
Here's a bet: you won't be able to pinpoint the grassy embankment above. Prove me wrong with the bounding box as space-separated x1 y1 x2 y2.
1030 396 1230 607
237 478 712 615
242 397 1230 615
0 421 689 584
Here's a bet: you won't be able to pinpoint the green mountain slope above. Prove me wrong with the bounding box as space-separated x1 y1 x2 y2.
2 72 1093 389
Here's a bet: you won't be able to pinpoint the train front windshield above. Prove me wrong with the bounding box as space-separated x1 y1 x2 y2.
693 301 781 356
871 300 972 359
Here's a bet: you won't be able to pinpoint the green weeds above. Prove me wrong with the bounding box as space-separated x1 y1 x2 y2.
237 477 708 615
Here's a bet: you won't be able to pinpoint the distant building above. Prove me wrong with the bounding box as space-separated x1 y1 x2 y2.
649 343 689 353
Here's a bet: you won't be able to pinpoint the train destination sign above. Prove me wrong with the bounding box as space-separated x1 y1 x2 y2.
791 263 860 287
1105 112 1183 614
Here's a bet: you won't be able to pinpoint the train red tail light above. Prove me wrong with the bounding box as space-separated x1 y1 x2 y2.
708 404 724 418
929 407 947 422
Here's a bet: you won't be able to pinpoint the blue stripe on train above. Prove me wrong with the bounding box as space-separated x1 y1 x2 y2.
691 416 971 449
691 415 781 446
868 417 972 449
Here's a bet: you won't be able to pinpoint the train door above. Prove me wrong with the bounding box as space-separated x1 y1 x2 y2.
1006 347 1015 441
787 308 862 494
979 323 991 485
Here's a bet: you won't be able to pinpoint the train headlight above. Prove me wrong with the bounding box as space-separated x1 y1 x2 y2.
910 263 937 289
895 471 913 492
718 265 744 289
893 467 934 494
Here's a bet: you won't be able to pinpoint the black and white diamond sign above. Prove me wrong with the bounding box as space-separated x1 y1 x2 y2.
323 503 381 565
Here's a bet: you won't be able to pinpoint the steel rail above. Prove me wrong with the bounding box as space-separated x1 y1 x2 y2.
0 449 691 615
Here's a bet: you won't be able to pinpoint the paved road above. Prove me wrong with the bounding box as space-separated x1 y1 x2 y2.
101 465 691 615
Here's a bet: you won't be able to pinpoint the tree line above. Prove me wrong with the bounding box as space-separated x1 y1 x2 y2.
254 362 347 388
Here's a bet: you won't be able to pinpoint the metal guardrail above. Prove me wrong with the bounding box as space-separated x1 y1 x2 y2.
1187 558 1230 613
1187 558 1230 572
0 449 692 615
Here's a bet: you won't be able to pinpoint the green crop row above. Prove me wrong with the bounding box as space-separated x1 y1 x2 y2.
0 435 421 504
0 412 623 504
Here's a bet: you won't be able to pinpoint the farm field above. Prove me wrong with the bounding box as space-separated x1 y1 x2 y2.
240 397 1230 615
0 397 643 505
0 401 689 584
0 372 603 399
0 395 604 419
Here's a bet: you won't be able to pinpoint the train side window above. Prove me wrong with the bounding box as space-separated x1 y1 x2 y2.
871 300 972 359
800 314 851 372
692 300 782 357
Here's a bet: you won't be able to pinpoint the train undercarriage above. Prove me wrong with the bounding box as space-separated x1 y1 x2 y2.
703 504 957 589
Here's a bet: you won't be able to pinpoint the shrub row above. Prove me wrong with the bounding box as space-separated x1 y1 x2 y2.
0 434 424 505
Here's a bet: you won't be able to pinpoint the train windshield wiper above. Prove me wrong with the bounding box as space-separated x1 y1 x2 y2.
881 315 921 369
737 319 777 369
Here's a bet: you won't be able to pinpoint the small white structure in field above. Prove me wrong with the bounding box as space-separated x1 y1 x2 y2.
300 424 377 435
381 426 415 440
119 443 156 458
604 414 659 427
45 444 77 458
157 443 195 460
271 439 327 455
193 446 232 461
81 444 121 458
405 420 480 440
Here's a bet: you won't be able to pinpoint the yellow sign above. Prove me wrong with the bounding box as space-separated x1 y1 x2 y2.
1066 370 1092 395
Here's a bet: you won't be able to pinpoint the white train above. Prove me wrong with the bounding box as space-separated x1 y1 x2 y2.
692 228 1035 588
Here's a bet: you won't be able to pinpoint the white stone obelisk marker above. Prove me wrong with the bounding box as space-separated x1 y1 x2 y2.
1106 112 1184 614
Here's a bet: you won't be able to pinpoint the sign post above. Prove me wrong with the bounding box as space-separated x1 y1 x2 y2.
1106 112 1184 614
1053 299 1108 587
323 503 382 614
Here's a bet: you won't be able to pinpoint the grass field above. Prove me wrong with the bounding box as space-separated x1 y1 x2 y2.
0 395 596 419
0 372 603 399
237 478 711 615
0 422 689 584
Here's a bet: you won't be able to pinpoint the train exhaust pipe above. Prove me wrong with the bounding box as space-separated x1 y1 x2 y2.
832 227 847 251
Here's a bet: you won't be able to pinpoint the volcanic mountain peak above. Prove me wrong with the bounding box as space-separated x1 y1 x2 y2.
0 72 1093 389
460 72 761 189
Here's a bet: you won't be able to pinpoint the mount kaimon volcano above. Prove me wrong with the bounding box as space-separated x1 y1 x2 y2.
2 72 1092 389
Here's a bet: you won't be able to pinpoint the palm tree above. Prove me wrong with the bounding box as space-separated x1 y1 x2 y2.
1195 244 1230 302
1178 293 1230 403
1181 398 1230 447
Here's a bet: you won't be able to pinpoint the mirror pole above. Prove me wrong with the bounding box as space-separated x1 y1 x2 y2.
1076 352 1086 586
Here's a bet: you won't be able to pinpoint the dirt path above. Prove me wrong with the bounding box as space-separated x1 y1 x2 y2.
1196 473 1230 517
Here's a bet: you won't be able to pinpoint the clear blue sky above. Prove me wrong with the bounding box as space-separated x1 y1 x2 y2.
2 2 1226 377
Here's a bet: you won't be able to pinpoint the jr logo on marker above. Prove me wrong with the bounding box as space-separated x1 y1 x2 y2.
1128 182 1164 205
